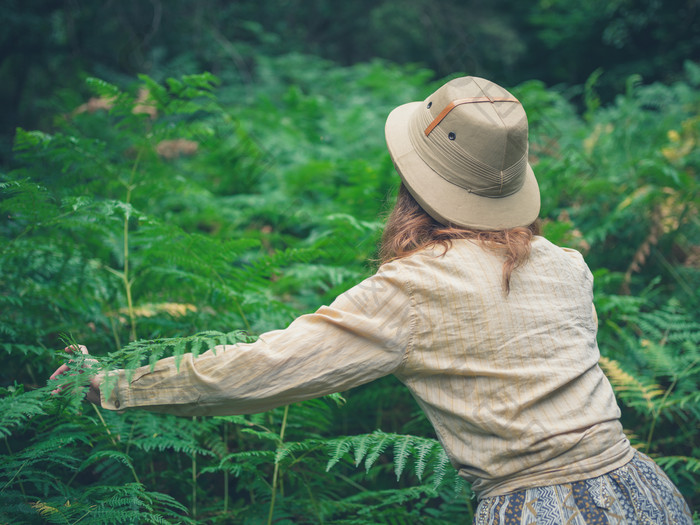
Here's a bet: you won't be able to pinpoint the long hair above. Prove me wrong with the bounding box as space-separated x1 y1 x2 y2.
379 184 541 294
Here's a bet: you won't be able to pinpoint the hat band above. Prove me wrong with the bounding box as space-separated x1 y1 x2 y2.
408 105 528 198
424 96 520 136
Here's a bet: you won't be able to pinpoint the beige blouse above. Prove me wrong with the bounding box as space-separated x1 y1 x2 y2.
99 236 634 499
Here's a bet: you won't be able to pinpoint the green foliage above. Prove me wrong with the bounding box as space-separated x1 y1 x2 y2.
598 299 700 504
0 61 471 524
1 55 698 523
520 62 700 305
324 430 464 491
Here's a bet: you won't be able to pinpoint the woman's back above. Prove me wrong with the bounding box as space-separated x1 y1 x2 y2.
388 237 634 497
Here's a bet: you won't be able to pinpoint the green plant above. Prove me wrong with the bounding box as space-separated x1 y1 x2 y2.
598 298 700 506
1 57 698 523
1 62 476 524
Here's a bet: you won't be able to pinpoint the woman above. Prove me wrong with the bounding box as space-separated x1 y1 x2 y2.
52 76 692 523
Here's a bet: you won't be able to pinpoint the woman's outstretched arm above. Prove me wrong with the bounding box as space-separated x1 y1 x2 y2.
55 261 415 417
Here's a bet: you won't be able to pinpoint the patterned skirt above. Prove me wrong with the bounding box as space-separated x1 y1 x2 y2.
474 451 693 524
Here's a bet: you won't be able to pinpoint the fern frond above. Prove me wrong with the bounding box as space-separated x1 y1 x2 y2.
239 427 285 443
413 438 436 481
599 356 664 413
279 397 338 439
638 339 681 379
206 449 276 478
0 386 46 438
79 450 136 472
102 330 251 377
30 501 66 522
85 77 122 99
81 482 195 524
354 433 375 469
344 485 437 518
392 434 414 480
131 434 212 457
325 436 354 472
431 448 452 490
654 455 700 474
274 438 325 464
0 493 36 524
324 431 457 491
675 390 700 412
201 429 228 460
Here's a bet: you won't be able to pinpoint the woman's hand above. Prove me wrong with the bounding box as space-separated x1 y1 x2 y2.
49 345 102 406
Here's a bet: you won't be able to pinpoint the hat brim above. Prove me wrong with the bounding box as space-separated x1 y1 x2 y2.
385 101 541 230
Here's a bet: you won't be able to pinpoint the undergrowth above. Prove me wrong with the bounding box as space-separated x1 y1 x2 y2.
1 57 698 523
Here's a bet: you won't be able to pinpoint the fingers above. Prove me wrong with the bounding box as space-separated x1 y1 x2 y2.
65 344 89 355
49 363 71 381
50 345 95 396
50 346 90 380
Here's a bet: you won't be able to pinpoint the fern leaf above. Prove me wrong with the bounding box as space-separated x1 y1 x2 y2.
393 434 414 481
79 450 135 472
352 433 373 468
364 432 391 472
0 387 46 438
275 438 324 465
599 356 664 412
324 392 347 407
85 77 121 99
325 436 353 472
29 501 64 520
413 438 437 482
654 455 700 474
676 390 700 411
431 450 451 490
202 430 228 460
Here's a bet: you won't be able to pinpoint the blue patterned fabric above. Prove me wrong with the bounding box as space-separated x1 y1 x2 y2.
474 451 693 524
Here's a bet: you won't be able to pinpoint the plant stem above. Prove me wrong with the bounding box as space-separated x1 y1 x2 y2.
267 405 289 525
644 358 698 452
465 491 474 520
123 190 136 342
72 508 94 524
91 402 140 484
192 416 197 519
1 459 27 496
300 470 323 524
2 437 27 498
123 151 142 342
224 422 229 514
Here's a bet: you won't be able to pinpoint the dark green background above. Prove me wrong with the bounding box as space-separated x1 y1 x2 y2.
2 0 699 166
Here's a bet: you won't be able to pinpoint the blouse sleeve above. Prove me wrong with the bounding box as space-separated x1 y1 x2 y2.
98 262 415 416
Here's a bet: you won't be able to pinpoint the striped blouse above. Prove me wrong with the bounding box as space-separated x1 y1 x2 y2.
99 236 634 499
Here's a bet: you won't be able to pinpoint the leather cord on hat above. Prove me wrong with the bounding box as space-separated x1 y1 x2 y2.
424 96 520 137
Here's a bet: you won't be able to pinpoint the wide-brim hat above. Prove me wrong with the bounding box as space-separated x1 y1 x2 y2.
385 76 540 230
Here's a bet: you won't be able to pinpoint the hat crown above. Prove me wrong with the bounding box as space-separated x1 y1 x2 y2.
384 74 540 230
409 76 529 197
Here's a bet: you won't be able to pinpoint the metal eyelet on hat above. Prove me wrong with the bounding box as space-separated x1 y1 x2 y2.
448 132 456 140
427 102 432 109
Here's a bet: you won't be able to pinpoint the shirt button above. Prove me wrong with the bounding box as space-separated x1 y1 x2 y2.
114 399 120 409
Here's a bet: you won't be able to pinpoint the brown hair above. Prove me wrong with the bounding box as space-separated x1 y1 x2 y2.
379 184 541 294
